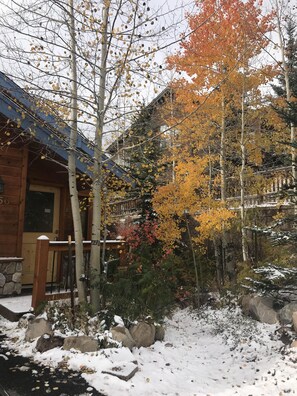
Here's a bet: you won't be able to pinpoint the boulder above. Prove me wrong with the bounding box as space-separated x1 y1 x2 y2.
36 334 64 353
241 295 254 316
279 303 297 324
63 336 98 353
130 321 155 348
25 318 53 342
18 313 35 329
292 312 297 333
155 324 165 342
249 296 278 324
111 326 136 350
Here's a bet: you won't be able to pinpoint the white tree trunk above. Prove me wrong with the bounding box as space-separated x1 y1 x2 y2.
220 95 226 203
184 214 200 307
220 95 227 280
275 0 296 188
89 3 109 312
240 83 248 262
68 0 86 303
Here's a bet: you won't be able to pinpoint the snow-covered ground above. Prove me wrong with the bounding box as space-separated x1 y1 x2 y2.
1 306 297 396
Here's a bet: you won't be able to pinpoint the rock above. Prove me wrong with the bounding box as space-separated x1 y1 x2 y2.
102 362 138 381
130 321 155 348
111 326 136 350
16 262 22 272
279 303 297 324
292 312 297 333
241 295 253 316
63 336 98 352
249 296 278 324
12 272 22 283
5 262 16 275
291 340 297 348
36 334 64 353
155 324 165 341
14 283 22 295
0 273 6 287
3 282 15 295
25 318 53 341
18 313 35 329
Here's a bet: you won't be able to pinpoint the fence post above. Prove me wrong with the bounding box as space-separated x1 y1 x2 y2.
31 235 49 310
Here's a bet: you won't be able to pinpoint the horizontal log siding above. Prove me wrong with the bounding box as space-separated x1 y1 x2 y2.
0 146 26 256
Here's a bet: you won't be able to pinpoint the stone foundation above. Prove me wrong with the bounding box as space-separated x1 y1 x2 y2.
0 258 23 296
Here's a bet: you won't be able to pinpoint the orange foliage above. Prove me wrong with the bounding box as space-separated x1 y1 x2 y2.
153 0 275 248
168 0 273 82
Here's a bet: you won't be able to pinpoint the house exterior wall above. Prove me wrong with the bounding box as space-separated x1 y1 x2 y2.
0 140 76 257
0 145 27 257
0 138 93 290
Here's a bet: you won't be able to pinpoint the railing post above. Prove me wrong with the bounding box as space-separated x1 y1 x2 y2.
31 236 49 310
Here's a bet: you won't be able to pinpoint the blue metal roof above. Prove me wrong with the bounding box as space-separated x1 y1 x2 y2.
0 72 134 185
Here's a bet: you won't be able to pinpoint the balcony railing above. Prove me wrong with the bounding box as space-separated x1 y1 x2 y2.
226 166 294 208
108 167 294 219
110 197 142 217
31 236 126 309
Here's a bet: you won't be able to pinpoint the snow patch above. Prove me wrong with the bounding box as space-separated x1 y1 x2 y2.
1 306 297 395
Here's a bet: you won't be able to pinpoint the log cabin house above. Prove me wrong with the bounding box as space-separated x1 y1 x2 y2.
0 72 132 296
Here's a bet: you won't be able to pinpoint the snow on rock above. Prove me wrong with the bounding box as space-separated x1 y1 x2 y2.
114 315 124 326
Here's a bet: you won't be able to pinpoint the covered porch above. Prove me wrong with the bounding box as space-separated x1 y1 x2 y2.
0 236 127 321
0 72 133 297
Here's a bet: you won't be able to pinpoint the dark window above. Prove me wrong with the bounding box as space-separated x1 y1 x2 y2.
24 191 55 232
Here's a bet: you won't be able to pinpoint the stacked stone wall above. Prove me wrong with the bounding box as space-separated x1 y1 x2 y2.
0 258 23 296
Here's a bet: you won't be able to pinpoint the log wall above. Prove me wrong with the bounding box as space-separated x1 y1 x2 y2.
0 146 27 256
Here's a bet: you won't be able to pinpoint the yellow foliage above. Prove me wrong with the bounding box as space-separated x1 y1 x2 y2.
195 208 237 244
272 211 286 221
155 217 182 248
153 0 276 251
153 152 237 247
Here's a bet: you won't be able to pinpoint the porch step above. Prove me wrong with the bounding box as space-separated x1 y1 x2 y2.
0 295 32 322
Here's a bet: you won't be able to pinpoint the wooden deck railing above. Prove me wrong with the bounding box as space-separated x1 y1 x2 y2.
226 166 294 207
31 236 126 309
109 168 294 219
110 197 142 217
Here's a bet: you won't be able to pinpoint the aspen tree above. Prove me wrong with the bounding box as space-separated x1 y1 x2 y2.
0 0 186 311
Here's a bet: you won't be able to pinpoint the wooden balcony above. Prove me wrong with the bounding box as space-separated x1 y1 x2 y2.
108 167 294 219
226 166 294 208
110 197 142 218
